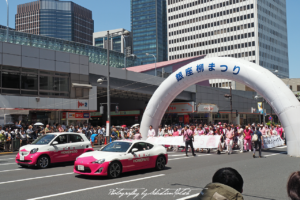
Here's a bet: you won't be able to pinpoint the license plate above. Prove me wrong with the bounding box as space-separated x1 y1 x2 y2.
78 165 84 171
20 156 24 161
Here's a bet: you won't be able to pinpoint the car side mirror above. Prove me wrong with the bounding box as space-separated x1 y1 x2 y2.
52 141 58 145
131 148 138 154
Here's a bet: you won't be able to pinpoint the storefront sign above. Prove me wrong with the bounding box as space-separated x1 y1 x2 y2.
166 102 194 113
90 110 140 117
184 115 189 124
77 100 88 109
178 116 183 123
197 103 219 113
67 112 90 119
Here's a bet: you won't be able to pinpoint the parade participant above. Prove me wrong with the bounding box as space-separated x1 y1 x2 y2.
216 128 223 154
276 125 284 140
134 130 142 140
253 125 263 158
147 125 156 137
172 128 180 151
244 126 252 152
271 125 277 135
111 128 118 141
183 126 196 156
120 128 125 139
264 125 270 136
237 125 244 153
226 126 234 155
158 127 164 137
167 126 173 136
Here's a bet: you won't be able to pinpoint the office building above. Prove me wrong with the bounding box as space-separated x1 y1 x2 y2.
93 28 133 57
167 0 289 88
131 0 168 65
15 0 94 45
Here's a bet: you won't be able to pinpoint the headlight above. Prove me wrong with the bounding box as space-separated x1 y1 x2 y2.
30 148 38 154
91 159 105 164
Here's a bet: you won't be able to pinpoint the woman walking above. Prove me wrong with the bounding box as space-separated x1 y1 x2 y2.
253 125 264 158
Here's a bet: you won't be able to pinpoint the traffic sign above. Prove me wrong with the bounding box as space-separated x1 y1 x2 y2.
269 116 273 121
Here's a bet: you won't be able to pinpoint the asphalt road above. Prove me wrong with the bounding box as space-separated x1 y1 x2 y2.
0 146 297 200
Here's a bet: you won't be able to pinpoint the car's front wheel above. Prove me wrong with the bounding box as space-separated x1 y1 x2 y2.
37 156 50 169
108 161 122 178
155 155 166 170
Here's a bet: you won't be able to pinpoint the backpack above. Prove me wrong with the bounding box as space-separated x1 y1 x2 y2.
252 131 258 142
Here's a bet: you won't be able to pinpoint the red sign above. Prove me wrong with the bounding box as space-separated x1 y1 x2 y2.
179 116 183 123
184 115 189 124
62 112 66 119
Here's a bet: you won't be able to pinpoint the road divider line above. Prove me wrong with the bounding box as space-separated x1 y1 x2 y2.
0 158 15 161
169 154 187 157
27 174 165 200
169 154 211 161
0 169 24 173
176 193 199 200
0 163 16 166
0 172 74 185
277 146 287 149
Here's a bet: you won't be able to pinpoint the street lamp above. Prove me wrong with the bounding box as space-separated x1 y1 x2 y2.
224 83 233 123
130 54 143 65
145 53 157 76
5 0 9 42
122 30 130 69
103 30 128 143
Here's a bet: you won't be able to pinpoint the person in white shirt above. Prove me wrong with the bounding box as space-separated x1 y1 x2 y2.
147 125 156 137
237 125 244 153
167 126 173 136
158 127 164 137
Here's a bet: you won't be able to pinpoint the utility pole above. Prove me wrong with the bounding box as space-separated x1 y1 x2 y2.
106 31 111 143
230 84 232 124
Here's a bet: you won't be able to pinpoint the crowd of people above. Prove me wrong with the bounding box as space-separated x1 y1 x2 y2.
146 122 285 158
0 120 285 157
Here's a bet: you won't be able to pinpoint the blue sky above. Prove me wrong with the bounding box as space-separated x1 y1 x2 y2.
0 0 299 78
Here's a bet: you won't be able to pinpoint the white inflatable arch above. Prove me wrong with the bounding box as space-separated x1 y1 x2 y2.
140 57 300 157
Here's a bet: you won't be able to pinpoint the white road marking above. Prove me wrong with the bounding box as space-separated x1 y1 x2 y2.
176 193 199 200
0 172 74 185
277 146 287 149
169 154 186 157
0 163 16 166
169 154 211 161
0 158 15 161
27 174 165 200
0 169 24 173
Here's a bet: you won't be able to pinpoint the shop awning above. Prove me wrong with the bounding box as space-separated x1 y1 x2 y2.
72 83 93 89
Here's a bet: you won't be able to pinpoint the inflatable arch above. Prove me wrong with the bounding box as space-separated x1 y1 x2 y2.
140 57 300 157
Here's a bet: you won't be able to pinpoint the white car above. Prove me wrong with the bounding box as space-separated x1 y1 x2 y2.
16 132 94 168
74 140 168 178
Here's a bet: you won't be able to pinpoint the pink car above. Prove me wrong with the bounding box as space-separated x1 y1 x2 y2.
74 140 168 178
16 133 94 168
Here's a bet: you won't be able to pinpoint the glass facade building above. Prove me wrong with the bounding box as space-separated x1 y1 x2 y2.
0 29 135 68
131 0 168 65
16 0 94 45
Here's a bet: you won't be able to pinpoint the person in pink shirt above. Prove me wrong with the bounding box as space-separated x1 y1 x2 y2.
183 126 196 156
134 132 142 140
276 125 284 139
226 126 234 155
244 126 252 152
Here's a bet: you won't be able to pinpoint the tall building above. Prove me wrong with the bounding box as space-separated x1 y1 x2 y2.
15 0 94 45
167 0 289 88
93 28 133 57
131 0 168 65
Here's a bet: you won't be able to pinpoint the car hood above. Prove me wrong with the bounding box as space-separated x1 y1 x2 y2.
19 144 46 152
78 151 127 160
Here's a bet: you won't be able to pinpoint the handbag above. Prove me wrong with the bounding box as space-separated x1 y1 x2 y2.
252 131 258 142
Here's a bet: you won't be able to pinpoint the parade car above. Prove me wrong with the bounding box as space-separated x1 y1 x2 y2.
15 132 94 168
74 140 168 178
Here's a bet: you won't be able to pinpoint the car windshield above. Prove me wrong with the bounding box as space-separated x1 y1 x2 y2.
101 142 132 152
32 134 56 145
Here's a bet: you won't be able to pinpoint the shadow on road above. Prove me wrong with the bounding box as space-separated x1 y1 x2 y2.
75 166 172 180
